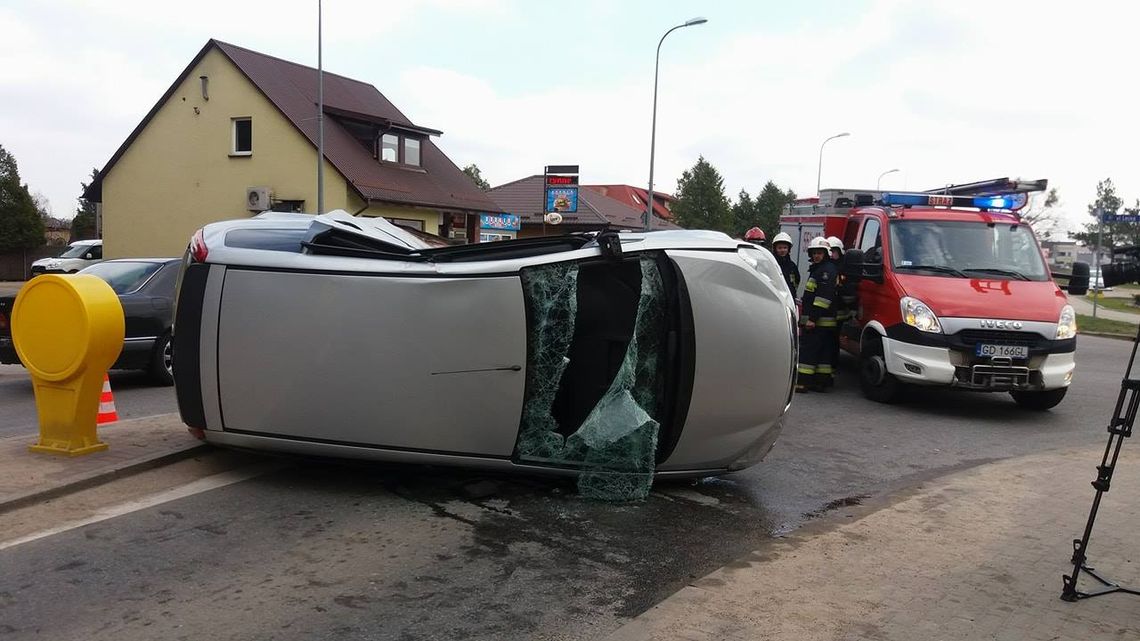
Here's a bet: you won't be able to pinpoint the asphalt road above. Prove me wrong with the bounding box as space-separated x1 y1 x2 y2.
0 336 1131 640
0 365 178 438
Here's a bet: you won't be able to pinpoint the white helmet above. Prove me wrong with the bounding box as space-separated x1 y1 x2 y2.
827 236 844 251
808 236 831 251
772 232 793 247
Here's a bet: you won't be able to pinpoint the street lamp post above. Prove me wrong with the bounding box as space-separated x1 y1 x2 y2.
816 132 850 196
646 16 708 231
877 168 900 190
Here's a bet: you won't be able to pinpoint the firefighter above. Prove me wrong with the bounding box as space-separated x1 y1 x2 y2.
744 227 767 248
797 236 838 393
771 232 800 295
826 236 849 388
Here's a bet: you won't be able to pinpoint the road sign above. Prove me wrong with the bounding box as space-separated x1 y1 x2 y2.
1104 214 1140 224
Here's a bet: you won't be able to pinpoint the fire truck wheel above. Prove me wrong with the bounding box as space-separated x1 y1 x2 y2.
1010 388 1067 411
859 338 902 404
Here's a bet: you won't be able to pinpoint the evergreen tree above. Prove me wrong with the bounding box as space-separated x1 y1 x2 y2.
71 168 100 241
672 156 732 233
0 144 45 253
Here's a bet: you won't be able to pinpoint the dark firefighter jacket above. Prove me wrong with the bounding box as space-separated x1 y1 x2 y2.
801 259 838 327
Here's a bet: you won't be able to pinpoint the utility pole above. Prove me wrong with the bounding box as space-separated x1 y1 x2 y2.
316 0 325 215
1093 207 1103 318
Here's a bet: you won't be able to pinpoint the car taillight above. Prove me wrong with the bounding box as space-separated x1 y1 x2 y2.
0 313 7 331
189 229 208 263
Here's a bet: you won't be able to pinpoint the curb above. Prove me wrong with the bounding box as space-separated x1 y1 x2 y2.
0 441 210 515
1080 330 1137 341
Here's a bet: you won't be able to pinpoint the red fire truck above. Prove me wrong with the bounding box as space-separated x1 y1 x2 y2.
780 178 1089 409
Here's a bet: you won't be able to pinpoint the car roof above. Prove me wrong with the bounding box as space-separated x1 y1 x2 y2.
98 257 181 264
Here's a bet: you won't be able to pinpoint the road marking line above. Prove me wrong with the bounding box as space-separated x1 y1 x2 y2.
0 463 280 551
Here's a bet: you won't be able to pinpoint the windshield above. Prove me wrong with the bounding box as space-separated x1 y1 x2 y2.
59 244 96 258
79 261 162 294
888 220 1048 281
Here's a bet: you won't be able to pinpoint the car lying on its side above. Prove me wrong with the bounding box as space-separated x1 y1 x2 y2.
1 258 181 385
172 211 797 493
30 239 104 276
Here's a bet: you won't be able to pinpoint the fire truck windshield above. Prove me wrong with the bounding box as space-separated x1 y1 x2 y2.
888 220 1049 281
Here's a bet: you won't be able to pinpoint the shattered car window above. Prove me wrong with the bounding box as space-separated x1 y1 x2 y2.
516 255 666 501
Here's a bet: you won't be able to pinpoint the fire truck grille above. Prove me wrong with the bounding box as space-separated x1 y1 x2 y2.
955 330 1044 348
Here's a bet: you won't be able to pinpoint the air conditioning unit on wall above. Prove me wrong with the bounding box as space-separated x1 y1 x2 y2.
246 186 272 212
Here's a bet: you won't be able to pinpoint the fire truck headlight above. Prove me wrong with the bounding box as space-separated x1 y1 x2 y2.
900 296 942 334
1056 305 1077 340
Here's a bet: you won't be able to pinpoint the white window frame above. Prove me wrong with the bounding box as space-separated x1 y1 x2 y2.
231 117 252 156
380 134 399 162
404 138 421 167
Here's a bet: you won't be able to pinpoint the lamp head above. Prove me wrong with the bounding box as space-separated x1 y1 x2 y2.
684 17 708 26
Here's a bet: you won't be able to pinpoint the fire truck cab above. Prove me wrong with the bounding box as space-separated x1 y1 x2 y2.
780 178 1089 410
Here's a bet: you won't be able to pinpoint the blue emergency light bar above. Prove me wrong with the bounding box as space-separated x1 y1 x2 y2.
880 192 1028 211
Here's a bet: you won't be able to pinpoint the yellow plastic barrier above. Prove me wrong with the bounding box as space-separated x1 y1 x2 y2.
12 275 124 456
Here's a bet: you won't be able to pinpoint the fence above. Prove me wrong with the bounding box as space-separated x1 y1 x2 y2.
0 247 60 281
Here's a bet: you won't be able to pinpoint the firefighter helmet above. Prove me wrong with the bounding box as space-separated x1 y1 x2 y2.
827 236 844 251
772 232 793 247
744 227 766 242
808 236 831 251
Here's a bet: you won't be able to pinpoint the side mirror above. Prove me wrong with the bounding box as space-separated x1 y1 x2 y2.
1067 261 1090 296
861 247 885 283
842 249 864 284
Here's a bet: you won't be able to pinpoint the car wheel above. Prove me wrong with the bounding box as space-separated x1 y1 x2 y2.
859 337 902 404
148 333 174 386
1011 388 1067 411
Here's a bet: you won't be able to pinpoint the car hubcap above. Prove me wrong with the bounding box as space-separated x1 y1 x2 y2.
164 340 173 375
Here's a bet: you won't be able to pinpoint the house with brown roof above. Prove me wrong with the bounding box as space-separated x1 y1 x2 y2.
84 39 500 258
583 184 676 224
488 176 682 237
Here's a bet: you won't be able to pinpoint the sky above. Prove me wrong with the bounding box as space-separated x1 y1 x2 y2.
2 0 1137 237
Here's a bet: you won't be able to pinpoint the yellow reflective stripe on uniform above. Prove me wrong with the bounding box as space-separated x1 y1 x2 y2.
804 279 817 292
813 297 832 308
817 317 838 327
817 364 834 374
797 365 816 375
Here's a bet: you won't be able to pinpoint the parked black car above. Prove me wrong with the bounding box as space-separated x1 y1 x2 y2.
0 258 180 385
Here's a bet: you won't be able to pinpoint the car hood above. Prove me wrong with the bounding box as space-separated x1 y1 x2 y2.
895 274 1068 321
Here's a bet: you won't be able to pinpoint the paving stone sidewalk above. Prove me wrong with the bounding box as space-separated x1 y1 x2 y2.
0 413 205 512
605 446 1140 641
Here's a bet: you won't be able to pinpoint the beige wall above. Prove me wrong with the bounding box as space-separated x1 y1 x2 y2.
348 194 442 234
102 48 348 258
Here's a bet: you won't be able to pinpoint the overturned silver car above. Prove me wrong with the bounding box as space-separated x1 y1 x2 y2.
173 212 796 499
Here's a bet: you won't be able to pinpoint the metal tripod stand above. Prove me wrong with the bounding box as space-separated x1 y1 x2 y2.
1061 323 1140 601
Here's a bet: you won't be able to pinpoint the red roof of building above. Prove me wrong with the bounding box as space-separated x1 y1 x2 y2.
584 184 675 221
488 176 682 231
86 40 500 214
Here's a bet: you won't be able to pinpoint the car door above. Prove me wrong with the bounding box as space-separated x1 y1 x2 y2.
213 267 528 457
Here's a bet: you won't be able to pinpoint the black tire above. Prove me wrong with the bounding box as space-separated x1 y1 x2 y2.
148 333 174 386
859 338 903 404
1011 387 1067 411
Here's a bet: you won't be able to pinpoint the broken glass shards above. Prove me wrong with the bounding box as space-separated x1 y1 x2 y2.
516 262 580 460
515 255 667 502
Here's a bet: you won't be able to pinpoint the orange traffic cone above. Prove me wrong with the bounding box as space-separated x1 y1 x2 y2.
97 373 118 426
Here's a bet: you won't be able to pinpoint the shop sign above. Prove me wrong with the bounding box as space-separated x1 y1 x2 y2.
545 187 579 213
480 213 521 231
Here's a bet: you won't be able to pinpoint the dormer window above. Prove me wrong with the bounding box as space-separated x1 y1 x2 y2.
404 138 421 167
381 134 399 162
377 133 422 167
